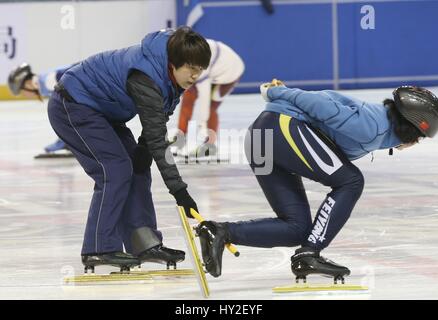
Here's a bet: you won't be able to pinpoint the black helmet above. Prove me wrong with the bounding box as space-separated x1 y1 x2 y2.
7 63 34 96
393 86 438 138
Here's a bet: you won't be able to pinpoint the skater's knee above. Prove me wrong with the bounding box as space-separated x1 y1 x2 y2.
350 169 365 196
340 166 364 197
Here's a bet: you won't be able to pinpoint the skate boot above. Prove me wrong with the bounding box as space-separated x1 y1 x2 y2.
138 244 185 269
195 221 230 277
81 251 141 274
291 247 350 284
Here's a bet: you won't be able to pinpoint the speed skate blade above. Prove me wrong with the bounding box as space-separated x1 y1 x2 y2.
273 283 369 293
110 269 195 277
64 269 194 284
34 152 74 159
63 273 153 284
177 206 210 298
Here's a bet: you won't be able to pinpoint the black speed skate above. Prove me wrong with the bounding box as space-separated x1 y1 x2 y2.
196 221 230 277
81 251 141 274
138 245 185 270
291 247 350 284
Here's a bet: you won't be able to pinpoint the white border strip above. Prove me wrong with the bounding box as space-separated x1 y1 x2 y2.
340 75 438 84
236 75 438 88
199 0 431 8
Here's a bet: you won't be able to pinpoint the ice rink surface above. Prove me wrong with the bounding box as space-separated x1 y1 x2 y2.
0 88 437 300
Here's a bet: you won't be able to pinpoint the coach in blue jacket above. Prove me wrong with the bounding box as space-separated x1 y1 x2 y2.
48 27 211 271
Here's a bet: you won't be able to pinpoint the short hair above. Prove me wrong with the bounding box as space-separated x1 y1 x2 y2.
167 26 211 69
385 99 425 144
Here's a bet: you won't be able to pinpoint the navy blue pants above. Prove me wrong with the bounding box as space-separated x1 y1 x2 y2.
227 112 364 251
47 91 162 255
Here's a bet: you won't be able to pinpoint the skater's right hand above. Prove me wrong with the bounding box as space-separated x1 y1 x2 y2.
270 78 285 87
174 188 199 219
260 78 285 102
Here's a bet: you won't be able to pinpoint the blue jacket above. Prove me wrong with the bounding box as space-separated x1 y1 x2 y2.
264 86 402 160
60 30 181 122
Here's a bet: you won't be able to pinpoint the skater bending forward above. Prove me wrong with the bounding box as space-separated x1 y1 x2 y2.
8 63 74 156
198 80 438 281
47 27 211 272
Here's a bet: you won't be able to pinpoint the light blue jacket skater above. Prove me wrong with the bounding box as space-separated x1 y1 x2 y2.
199 82 437 280
264 85 402 160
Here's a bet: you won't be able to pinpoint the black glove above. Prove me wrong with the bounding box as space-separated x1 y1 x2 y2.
174 188 198 219
132 137 152 174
